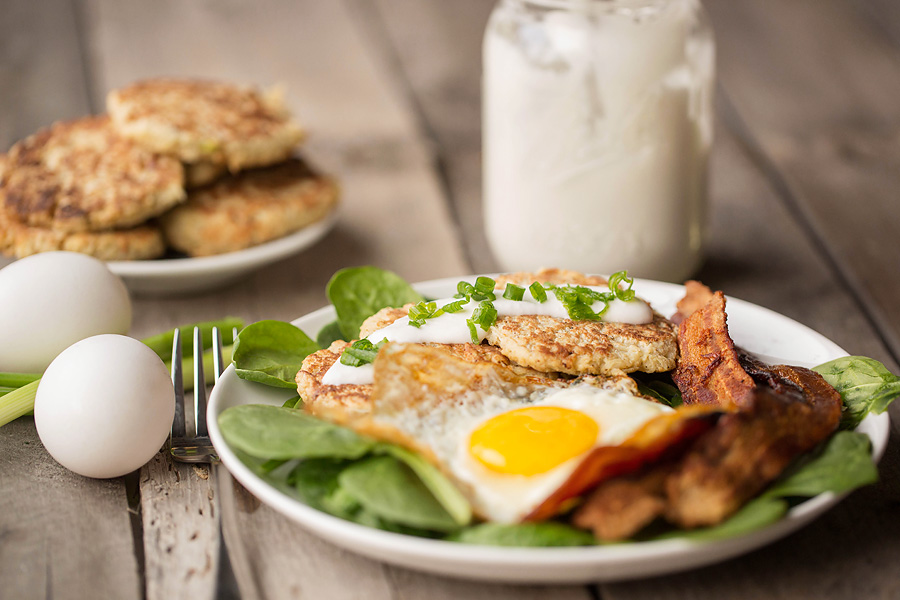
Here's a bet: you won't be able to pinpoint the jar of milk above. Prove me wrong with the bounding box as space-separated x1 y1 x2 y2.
482 0 715 282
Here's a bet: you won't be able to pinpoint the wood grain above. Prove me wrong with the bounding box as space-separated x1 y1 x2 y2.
140 453 220 600
0 2 141 598
0 0 94 147
0 420 141 600
705 0 900 361
362 0 494 272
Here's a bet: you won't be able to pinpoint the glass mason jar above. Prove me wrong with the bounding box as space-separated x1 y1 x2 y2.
482 0 715 282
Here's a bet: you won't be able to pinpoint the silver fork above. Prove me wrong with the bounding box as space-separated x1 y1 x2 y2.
169 326 241 598
170 325 228 462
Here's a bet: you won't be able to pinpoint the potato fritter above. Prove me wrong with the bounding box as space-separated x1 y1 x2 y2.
107 78 304 172
0 210 165 261
159 158 338 257
0 116 185 233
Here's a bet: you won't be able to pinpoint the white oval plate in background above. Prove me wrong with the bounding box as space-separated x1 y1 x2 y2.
0 212 338 296
208 276 890 583
108 213 337 295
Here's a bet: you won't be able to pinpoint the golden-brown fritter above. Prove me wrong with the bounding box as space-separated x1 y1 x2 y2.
485 313 678 377
0 116 185 233
361 271 678 377
0 210 165 260
159 157 338 257
183 160 227 189
107 78 304 172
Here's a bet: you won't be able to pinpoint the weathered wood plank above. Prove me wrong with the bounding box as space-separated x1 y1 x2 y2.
0 2 141 598
0 420 141 600
0 0 93 147
140 453 219 600
705 0 900 361
364 0 494 273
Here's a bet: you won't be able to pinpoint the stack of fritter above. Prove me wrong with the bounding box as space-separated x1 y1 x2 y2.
0 79 338 261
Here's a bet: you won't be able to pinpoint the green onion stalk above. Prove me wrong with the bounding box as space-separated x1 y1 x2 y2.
0 318 243 428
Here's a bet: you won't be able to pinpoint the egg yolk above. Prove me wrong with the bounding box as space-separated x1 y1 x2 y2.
468 406 599 476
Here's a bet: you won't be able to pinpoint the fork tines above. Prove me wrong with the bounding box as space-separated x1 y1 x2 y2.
169 326 226 463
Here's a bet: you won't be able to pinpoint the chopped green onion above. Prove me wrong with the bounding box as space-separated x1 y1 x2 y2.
471 301 498 329
472 276 496 301
340 339 386 367
457 281 475 297
607 270 636 302
441 299 468 313
529 282 548 303
502 284 525 301
408 301 437 322
466 319 479 344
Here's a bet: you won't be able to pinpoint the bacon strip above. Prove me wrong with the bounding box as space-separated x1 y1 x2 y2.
573 289 843 539
672 291 756 409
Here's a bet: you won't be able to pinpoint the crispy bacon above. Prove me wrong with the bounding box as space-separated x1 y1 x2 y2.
672 291 756 409
572 288 843 539
526 405 720 522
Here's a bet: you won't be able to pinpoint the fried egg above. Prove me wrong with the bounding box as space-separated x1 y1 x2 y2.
448 386 673 522
350 343 716 524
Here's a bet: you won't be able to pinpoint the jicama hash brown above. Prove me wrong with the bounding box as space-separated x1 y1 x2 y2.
292 269 845 539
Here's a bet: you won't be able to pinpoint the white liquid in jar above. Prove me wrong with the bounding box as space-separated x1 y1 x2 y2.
482 0 715 281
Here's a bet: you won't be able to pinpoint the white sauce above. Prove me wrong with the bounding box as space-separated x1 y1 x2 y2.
322 285 653 385
482 0 715 282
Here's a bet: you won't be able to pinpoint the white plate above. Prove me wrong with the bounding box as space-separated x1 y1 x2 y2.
110 212 336 295
0 213 337 295
208 276 890 583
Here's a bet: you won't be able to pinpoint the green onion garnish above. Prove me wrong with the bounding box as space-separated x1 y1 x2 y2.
471 300 497 329
607 270 636 302
466 319 479 344
340 339 387 367
457 281 475 297
529 282 547 303
472 276 497 301
441 299 468 313
502 283 525 301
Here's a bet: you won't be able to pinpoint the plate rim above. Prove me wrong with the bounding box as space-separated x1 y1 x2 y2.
107 211 337 279
208 274 891 583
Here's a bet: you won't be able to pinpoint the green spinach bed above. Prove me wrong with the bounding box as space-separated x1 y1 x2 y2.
218 267 897 547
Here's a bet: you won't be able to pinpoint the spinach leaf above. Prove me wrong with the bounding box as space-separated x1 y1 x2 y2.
282 396 303 409
233 320 320 388
377 444 472 526
327 266 424 340
635 379 683 407
449 522 595 547
762 431 878 499
814 356 900 429
338 455 460 532
316 320 345 347
219 404 375 460
288 458 359 518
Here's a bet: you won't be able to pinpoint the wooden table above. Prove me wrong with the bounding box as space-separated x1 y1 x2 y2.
2 0 899 598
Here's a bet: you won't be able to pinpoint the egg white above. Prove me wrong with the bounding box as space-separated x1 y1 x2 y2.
369 383 672 523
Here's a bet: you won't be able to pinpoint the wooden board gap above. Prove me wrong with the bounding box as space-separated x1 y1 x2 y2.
718 86 900 365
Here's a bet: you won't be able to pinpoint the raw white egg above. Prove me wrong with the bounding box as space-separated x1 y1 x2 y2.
34 334 175 479
0 252 132 372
